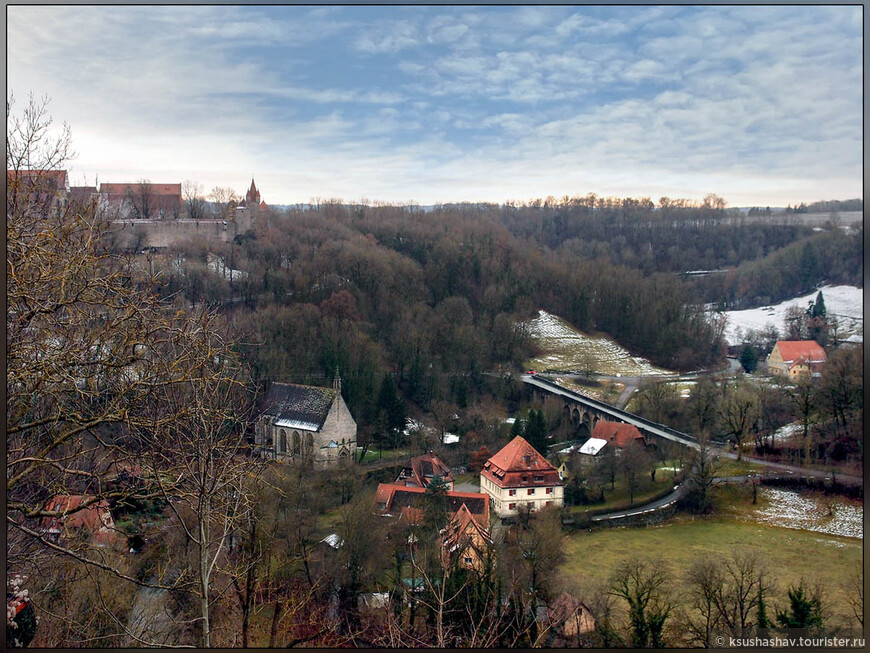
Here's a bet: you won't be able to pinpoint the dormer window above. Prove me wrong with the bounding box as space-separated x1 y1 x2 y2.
522 475 528 483
535 475 544 482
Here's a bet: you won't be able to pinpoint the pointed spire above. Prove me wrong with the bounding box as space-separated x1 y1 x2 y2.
333 368 342 395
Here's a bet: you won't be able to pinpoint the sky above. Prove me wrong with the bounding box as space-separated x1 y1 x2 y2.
7 4 863 207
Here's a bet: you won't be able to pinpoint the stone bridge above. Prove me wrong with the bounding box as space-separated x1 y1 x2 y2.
522 374 700 449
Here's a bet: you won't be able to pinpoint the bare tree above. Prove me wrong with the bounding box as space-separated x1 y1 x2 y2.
182 180 206 220
720 381 760 460
844 564 864 627
142 358 257 648
684 432 722 514
619 441 653 506
7 94 255 647
608 557 673 648
208 186 240 220
682 558 724 647
126 178 154 220
711 550 769 639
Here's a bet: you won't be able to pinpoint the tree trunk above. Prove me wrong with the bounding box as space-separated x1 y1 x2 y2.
269 600 283 648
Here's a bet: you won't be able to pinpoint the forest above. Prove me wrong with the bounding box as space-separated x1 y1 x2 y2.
146 192 861 441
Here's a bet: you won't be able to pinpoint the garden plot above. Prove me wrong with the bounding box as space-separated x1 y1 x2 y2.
523 310 675 377
750 487 862 539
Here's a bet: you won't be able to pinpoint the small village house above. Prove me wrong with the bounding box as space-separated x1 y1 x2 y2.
375 483 492 570
767 340 827 380
571 436 608 468
479 435 564 518
41 495 121 548
253 377 357 467
591 421 646 450
396 452 454 489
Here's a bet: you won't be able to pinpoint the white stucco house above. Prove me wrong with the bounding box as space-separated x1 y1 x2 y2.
479 435 564 518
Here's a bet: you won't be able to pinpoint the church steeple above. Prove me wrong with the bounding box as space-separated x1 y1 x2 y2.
245 178 260 205
333 368 342 395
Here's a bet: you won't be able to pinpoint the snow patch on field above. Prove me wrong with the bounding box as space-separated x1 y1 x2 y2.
752 487 863 539
524 311 676 376
723 285 863 346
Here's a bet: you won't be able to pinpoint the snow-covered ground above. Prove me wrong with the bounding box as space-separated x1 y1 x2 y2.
523 310 675 376
207 253 248 281
723 285 863 346
751 487 863 540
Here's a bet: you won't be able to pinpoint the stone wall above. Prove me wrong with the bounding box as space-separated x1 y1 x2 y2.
110 216 254 250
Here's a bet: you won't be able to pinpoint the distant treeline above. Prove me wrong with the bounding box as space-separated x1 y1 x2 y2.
785 198 863 214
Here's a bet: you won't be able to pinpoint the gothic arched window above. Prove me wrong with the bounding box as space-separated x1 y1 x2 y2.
279 430 287 453
293 431 301 455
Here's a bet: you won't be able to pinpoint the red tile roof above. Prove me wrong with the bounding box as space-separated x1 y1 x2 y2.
398 452 454 488
7 169 68 190
592 421 645 448
774 340 827 365
441 502 492 551
99 182 182 197
375 483 489 525
42 495 115 538
481 435 562 489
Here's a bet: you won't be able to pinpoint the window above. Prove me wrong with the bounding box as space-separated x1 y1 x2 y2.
527 488 535 495
522 475 528 482
535 475 543 482
509 489 516 496
464 557 473 565
508 503 516 510
546 487 553 494
279 430 287 453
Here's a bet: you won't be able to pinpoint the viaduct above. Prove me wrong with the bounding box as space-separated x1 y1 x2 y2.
521 374 701 450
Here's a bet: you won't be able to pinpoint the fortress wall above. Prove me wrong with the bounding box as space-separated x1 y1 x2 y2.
110 219 244 249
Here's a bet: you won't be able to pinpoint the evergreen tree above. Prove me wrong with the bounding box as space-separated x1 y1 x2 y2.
757 585 770 632
811 290 827 318
424 475 450 532
798 242 820 293
511 416 525 437
376 373 407 449
523 409 549 456
740 346 758 373
776 582 824 629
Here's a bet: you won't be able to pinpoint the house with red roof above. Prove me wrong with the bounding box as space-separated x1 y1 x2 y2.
396 452 454 489
41 495 121 547
375 484 490 525
376 483 492 570
591 420 646 450
440 503 494 571
767 340 827 381
479 435 564 517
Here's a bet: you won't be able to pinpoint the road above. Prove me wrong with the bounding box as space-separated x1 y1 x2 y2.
525 373 863 487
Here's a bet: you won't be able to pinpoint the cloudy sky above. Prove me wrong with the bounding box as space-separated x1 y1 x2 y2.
7 4 863 206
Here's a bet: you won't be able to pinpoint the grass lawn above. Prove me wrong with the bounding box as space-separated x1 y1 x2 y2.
713 457 768 478
560 516 863 626
568 462 683 515
359 448 409 464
